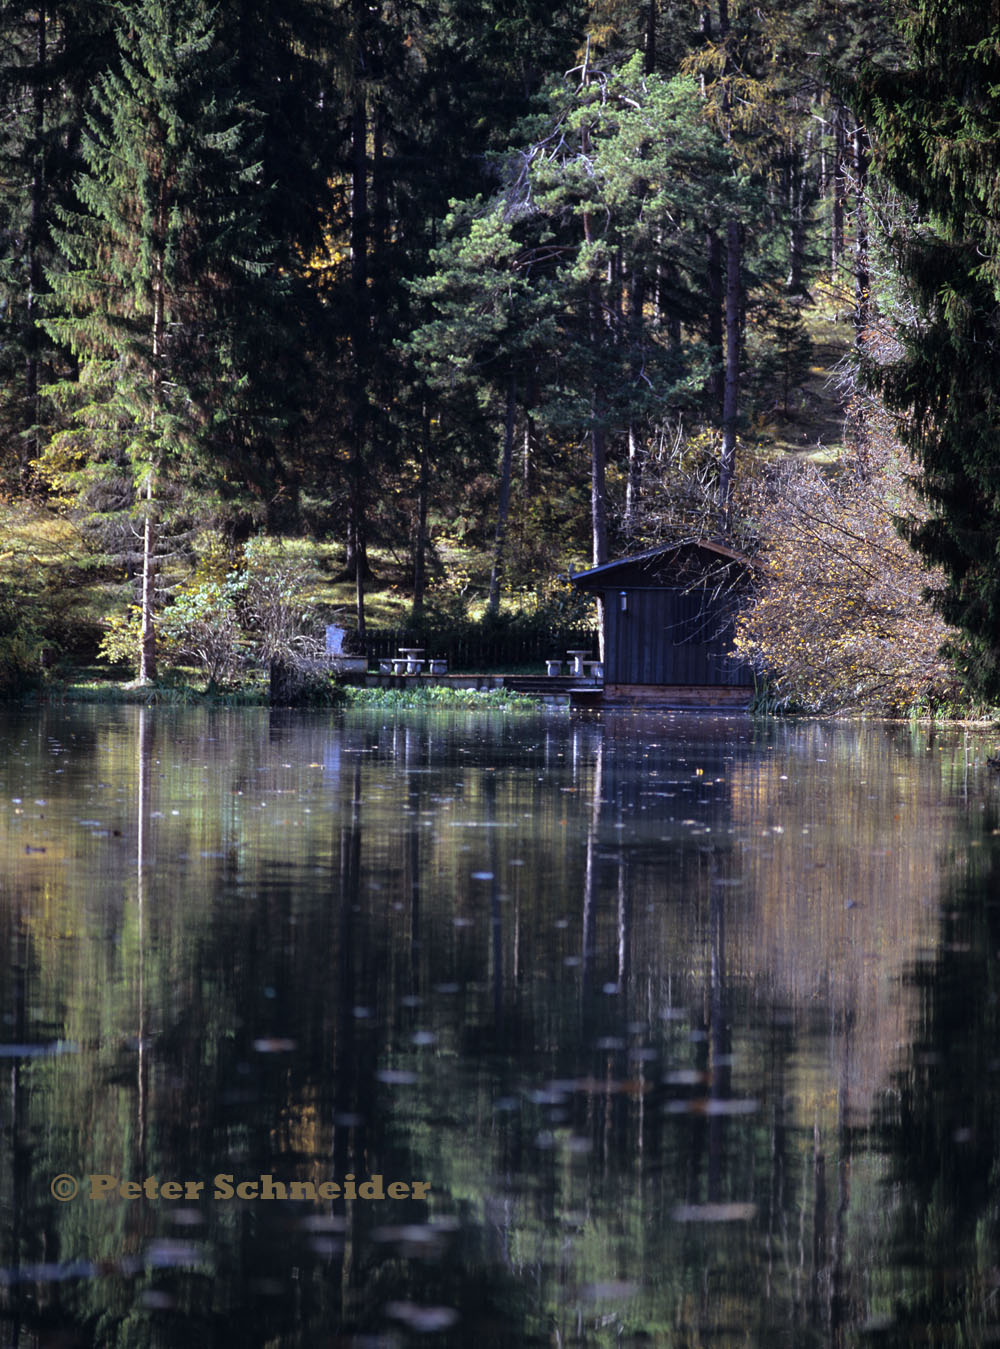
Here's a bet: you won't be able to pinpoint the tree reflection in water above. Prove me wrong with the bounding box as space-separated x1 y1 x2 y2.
864 816 1000 1346
0 706 992 1345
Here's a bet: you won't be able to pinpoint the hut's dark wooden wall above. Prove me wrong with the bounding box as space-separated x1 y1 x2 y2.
602 585 752 687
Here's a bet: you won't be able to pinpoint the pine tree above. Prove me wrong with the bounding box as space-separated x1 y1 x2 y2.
0 1 116 485
404 200 559 613
849 0 1000 698
410 54 748 609
43 0 281 681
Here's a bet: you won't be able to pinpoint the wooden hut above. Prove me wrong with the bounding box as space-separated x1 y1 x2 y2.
569 540 754 707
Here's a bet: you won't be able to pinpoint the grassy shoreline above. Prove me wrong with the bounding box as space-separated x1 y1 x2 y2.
33 676 546 711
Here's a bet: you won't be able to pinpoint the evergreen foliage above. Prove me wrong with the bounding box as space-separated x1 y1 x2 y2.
41 0 284 676
408 54 751 575
0 0 984 702
0 2 116 486
849 0 1000 698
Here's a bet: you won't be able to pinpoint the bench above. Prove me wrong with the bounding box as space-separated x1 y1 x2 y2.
582 660 604 680
546 659 564 677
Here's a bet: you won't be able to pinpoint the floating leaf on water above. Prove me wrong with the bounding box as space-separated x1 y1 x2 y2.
470 871 494 880
0 1260 96 1285
571 1076 648 1096
581 1281 639 1303
376 1069 418 1085
169 1209 204 1228
0 1040 78 1058
300 1214 347 1233
373 1224 446 1248
146 1240 204 1269
663 1069 707 1086
528 1087 567 1105
140 1291 175 1310
672 1203 756 1222
252 1038 296 1054
307 1236 342 1258
664 1097 758 1115
385 1302 460 1332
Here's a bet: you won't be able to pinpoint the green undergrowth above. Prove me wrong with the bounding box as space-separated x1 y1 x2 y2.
37 677 546 711
42 678 271 706
340 684 542 710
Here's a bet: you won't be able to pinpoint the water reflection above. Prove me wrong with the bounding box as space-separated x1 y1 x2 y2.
0 705 996 1345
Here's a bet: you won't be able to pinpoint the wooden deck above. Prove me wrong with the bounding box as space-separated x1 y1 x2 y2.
594 682 752 709
343 671 750 711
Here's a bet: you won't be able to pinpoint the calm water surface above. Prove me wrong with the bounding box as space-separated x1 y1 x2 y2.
1 704 999 1346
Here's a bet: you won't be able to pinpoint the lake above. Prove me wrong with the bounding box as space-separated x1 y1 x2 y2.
1 702 999 1346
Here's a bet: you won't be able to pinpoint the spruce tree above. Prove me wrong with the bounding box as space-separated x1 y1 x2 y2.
849 0 1000 698
0 1 116 485
43 0 281 681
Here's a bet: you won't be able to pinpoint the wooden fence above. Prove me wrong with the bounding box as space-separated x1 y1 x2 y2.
363 624 598 671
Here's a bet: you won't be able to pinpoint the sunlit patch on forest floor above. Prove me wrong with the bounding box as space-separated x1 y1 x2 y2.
754 301 855 463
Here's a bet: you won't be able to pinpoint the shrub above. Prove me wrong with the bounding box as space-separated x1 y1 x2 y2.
159 579 245 687
0 588 42 697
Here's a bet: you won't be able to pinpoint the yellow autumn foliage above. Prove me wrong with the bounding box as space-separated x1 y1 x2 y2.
735 389 957 714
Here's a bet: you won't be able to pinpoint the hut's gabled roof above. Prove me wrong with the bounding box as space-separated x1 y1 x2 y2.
568 539 750 589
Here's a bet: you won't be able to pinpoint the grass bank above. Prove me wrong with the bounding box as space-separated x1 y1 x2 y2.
339 684 541 710
37 677 545 711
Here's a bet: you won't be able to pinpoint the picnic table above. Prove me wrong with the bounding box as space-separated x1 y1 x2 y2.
395 647 425 675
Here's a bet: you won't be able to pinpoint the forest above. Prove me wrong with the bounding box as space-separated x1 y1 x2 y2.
1 0 998 714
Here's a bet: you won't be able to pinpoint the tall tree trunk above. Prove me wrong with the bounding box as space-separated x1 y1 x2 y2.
787 129 811 295
522 410 534 493
487 376 517 616
411 405 430 622
707 230 724 408
625 423 641 541
139 474 157 684
591 415 608 567
717 219 740 515
643 0 657 73
579 57 608 572
139 191 167 685
831 101 846 287
624 266 646 539
23 5 46 484
348 74 369 633
852 122 870 342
